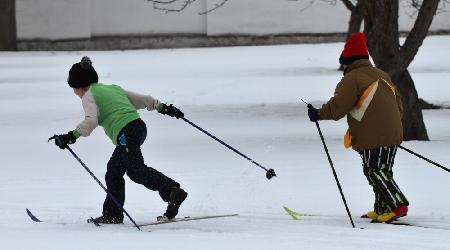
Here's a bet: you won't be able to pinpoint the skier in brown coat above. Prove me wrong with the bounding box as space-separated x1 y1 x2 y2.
307 32 409 223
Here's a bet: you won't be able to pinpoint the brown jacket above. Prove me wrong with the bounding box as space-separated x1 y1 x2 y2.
319 60 403 152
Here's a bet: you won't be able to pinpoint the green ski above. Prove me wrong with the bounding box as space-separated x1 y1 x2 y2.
283 206 316 220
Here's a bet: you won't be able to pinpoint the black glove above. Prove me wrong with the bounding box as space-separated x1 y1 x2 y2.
48 131 77 149
157 103 184 119
307 104 319 122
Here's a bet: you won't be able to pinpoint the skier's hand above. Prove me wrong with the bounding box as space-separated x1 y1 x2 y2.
157 103 184 119
307 104 319 122
48 132 77 149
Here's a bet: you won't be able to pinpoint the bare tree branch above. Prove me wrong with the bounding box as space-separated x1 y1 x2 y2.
287 0 316 12
150 0 179 3
199 0 229 15
397 0 440 72
403 0 449 17
292 0 316 12
341 0 356 11
321 0 339 5
147 0 229 15
289 0 357 12
147 0 196 13
346 0 366 35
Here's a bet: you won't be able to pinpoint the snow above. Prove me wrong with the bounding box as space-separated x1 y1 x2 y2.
1 35 450 250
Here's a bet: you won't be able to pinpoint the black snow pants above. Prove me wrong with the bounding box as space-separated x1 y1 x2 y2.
360 145 409 215
103 118 179 219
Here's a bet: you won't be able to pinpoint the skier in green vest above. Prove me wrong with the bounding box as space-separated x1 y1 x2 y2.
51 56 187 224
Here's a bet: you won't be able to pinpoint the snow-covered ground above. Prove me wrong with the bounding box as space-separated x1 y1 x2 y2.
1 35 450 250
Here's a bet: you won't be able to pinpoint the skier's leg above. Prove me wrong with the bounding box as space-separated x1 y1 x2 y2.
380 146 409 207
361 151 385 218
373 191 386 215
363 146 408 222
119 119 181 201
126 149 187 219
121 119 187 219
126 146 180 201
370 146 408 209
102 146 127 221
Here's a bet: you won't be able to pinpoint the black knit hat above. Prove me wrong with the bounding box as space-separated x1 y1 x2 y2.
68 56 98 88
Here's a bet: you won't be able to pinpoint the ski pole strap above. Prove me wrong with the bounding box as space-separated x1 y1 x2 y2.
398 145 450 173
181 117 276 179
66 146 141 231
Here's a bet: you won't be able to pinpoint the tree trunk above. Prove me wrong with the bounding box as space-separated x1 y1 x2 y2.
347 0 366 35
364 0 400 66
0 0 17 51
364 0 429 141
340 0 366 71
391 70 429 140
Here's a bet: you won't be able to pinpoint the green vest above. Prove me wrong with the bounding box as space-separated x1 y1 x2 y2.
90 83 140 144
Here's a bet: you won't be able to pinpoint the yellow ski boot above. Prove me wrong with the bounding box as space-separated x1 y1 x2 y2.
361 211 379 220
377 205 408 223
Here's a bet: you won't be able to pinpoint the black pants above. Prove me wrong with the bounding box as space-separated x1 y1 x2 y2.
103 119 179 219
360 146 408 214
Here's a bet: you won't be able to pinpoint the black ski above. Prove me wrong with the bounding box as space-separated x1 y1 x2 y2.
369 218 450 230
86 217 102 227
387 221 429 228
26 208 42 222
26 208 100 226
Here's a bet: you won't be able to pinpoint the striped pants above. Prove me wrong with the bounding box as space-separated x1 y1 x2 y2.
360 146 408 214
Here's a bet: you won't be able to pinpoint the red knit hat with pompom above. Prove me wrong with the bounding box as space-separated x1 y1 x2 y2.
339 32 369 65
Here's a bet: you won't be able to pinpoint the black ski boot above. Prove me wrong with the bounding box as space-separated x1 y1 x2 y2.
88 215 123 224
164 187 188 220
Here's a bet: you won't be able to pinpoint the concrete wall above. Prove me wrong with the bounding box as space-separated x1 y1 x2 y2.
16 0 450 40
91 0 206 36
16 0 91 40
206 0 350 35
207 0 450 35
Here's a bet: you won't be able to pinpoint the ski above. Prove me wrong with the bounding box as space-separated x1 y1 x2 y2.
284 207 450 230
86 217 102 227
387 221 431 229
369 219 450 230
26 208 42 222
283 206 317 220
26 208 100 226
27 208 237 228
138 213 238 227
26 208 70 225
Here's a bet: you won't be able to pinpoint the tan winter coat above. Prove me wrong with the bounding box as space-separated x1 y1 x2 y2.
319 60 403 152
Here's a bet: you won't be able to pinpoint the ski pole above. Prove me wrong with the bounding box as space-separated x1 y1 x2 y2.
399 145 450 173
301 100 355 228
181 117 277 180
66 145 141 230
48 137 141 230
